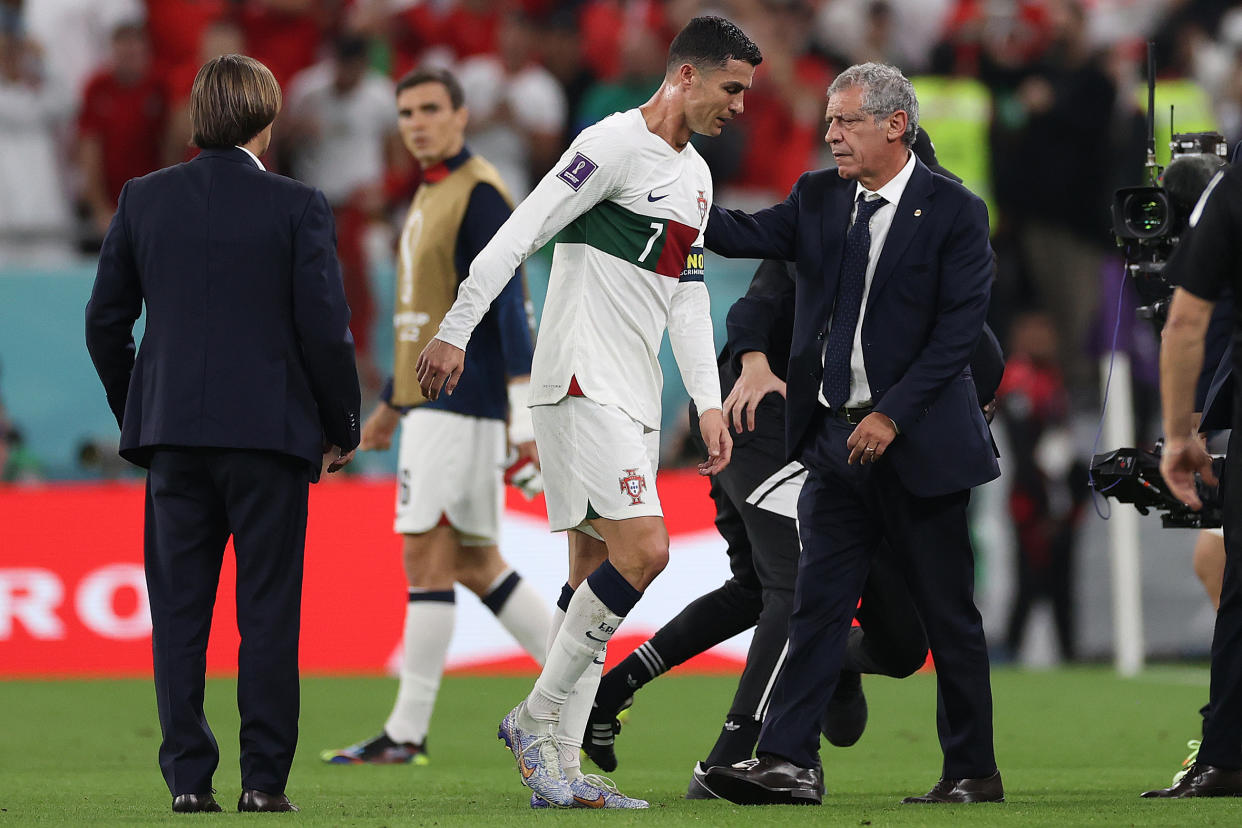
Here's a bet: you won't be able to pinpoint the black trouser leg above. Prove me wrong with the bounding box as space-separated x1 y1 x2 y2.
1201 438 1242 769
215 451 309 795
146 450 229 796
878 466 996 780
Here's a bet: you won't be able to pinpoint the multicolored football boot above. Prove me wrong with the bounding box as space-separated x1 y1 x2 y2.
319 732 429 765
498 702 573 808
570 775 650 808
528 775 649 809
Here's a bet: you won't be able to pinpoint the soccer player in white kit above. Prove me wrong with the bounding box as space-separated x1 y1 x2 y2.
417 16 761 809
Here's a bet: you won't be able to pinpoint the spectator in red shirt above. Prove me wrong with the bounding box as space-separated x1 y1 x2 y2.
239 0 326 92
143 0 226 79
77 22 166 238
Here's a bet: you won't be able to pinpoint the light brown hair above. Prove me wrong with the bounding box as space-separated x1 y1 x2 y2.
190 54 281 149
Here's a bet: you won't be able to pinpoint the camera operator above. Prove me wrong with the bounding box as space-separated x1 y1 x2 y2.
1147 162 1242 798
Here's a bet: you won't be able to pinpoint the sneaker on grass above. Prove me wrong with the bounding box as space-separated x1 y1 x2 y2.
320 732 429 765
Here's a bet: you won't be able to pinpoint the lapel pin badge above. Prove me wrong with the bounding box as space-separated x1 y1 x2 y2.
914 209 922 216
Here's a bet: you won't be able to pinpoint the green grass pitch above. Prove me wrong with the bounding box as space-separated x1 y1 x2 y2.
2 666 1237 825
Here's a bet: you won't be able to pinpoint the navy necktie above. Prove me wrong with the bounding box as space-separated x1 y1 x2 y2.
822 192 885 409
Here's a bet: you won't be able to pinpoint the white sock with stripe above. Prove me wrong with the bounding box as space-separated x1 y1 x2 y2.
384 589 455 745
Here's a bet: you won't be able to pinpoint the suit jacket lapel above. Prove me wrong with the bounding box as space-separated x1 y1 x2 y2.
868 159 935 307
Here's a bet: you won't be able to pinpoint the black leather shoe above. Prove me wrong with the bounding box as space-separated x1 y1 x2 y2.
1141 763 1242 798
172 792 222 813
822 670 867 747
704 755 824 805
237 790 299 812
902 770 1005 803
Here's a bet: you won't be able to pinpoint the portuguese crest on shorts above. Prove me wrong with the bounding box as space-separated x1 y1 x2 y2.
619 469 647 505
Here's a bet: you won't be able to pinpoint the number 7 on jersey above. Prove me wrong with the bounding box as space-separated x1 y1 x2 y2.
638 222 664 263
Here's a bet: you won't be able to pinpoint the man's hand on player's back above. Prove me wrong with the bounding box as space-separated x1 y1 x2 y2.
723 351 786 433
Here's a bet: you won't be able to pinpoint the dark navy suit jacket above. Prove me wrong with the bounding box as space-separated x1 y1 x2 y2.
86 148 361 480
706 157 999 498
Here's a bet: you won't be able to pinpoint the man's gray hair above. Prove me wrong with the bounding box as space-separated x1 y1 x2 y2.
827 63 919 148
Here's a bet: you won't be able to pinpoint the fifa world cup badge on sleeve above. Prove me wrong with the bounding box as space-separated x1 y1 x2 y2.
619 469 647 505
557 153 598 191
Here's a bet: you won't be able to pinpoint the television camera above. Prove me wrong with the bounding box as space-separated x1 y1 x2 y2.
1089 45 1227 528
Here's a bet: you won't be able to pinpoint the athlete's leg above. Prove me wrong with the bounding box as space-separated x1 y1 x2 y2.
384 526 458 746
457 544 550 665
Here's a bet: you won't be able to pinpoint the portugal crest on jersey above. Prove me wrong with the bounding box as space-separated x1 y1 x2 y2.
619 469 647 505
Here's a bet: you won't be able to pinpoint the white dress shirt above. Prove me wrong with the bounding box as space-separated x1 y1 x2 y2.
236 145 266 170
819 149 916 409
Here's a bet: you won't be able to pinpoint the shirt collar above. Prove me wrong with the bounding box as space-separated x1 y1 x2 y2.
422 146 472 184
235 145 266 170
855 149 915 205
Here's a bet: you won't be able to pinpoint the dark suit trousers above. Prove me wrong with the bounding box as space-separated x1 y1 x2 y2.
757 411 996 778
145 448 310 796
1201 429 1242 769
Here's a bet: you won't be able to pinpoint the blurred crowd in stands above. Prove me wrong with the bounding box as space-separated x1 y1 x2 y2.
2 0 1241 484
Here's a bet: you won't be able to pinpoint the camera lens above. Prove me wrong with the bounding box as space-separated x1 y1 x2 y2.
1123 192 1169 238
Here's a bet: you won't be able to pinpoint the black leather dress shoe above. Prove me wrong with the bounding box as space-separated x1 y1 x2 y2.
1141 763 1242 798
822 670 868 747
704 754 824 805
172 792 222 813
237 790 300 812
902 770 1005 803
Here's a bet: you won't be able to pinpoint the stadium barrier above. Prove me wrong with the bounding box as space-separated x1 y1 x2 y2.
1 473 751 678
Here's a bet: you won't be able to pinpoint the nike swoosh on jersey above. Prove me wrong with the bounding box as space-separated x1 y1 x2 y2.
646 191 668 202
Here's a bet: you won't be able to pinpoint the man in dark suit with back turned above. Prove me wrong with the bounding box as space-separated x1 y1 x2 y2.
85 54 361 814
701 63 1002 805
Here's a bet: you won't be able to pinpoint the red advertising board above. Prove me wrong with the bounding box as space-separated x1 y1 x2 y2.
0 473 734 678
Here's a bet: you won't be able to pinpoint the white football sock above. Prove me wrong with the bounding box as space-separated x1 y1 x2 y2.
384 592 455 744
486 571 551 666
524 580 622 725
559 645 605 780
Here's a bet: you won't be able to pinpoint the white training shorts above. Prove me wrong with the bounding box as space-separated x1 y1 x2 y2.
532 395 662 533
394 407 506 544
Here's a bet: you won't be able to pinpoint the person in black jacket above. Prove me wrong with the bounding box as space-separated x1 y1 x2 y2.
85 54 360 815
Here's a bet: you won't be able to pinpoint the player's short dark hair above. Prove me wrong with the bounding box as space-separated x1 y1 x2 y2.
190 54 281 149
666 15 762 75
395 66 464 110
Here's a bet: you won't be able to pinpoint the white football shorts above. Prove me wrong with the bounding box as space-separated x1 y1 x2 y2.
394 407 506 545
532 396 661 534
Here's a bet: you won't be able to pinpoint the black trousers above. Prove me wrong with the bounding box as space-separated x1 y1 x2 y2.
145 448 310 796
758 413 995 776
650 408 927 724
1201 429 1242 768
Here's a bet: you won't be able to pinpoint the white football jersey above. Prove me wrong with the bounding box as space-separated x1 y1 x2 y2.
437 108 721 430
